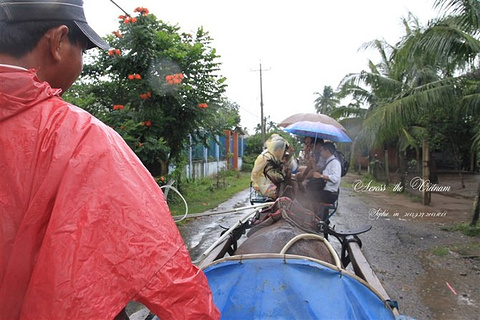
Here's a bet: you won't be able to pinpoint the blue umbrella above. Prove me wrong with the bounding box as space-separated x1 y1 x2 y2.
284 121 352 142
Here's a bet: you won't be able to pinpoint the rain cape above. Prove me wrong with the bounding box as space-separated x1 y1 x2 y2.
251 134 294 198
0 65 219 319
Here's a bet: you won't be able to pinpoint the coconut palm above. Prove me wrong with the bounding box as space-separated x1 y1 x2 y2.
348 0 480 223
392 0 480 223
338 36 410 153
313 86 340 115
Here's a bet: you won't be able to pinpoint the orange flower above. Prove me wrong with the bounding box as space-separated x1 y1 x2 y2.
123 16 137 23
138 142 143 147
108 49 121 56
165 75 174 84
113 104 124 110
140 92 152 100
134 7 150 15
118 15 126 20
128 73 141 80
165 73 184 85
112 30 123 38
197 103 208 109
145 120 152 127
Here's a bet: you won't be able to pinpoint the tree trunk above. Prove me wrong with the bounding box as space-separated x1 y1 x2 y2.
399 150 406 192
470 181 480 227
429 152 439 184
422 140 431 206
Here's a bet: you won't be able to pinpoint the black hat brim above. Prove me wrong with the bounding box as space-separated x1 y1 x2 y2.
74 21 109 50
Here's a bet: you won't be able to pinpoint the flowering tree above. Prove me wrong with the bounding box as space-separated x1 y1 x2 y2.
66 7 236 177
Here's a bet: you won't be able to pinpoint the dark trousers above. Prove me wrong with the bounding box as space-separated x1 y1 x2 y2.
314 190 338 221
318 190 338 204
306 178 338 221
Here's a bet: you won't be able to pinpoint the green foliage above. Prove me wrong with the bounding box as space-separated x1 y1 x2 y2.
245 129 301 158
241 154 256 173
167 171 251 216
314 85 340 115
244 133 263 157
432 246 450 256
337 1 480 168
64 7 240 176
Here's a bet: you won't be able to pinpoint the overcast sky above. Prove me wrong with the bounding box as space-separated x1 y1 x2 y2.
84 0 439 133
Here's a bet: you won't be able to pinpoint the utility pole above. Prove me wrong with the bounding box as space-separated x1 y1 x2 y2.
251 62 270 147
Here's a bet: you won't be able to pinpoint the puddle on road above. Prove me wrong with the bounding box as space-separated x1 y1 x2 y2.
177 189 252 261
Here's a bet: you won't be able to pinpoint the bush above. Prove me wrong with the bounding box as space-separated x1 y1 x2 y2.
241 154 256 173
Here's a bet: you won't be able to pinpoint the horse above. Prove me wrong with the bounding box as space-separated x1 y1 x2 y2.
234 197 336 265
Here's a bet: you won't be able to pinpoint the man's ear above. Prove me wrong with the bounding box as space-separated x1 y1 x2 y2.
46 25 70 62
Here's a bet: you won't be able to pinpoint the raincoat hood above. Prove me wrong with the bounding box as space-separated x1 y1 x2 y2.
0 65 219 319
264 134 288 160
250 134 289 198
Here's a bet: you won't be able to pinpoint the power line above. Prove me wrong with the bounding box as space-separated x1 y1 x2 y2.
251 62 270 146
108 0 130 17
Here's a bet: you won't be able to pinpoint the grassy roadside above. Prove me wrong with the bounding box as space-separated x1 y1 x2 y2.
166 171 251 216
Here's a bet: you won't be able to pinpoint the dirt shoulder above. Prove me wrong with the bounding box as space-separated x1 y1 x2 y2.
337 172 480 320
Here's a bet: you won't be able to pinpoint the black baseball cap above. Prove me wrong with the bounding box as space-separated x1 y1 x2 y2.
0 0 109 50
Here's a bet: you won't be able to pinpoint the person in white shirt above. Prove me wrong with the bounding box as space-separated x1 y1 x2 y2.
308 142 341 219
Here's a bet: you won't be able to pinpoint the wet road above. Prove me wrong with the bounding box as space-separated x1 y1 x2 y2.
177 186 376 263
177 183 479 319
177 189 254 262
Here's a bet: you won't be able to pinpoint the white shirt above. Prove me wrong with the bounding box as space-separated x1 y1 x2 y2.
322 155 341 192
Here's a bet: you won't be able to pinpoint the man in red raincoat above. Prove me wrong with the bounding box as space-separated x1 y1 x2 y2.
0 1 220 319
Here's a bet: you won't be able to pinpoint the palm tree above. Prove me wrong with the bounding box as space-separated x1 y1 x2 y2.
313 86 339 115
338 37 411 181
392 0 480 219
349 0 480 221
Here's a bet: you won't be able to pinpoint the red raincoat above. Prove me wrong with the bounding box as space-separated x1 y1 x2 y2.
0 65 220 319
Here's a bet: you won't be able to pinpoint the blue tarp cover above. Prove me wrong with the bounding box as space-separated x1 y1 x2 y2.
204 257 396 320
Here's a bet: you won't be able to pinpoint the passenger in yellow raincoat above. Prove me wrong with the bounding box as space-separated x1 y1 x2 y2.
251 134 297 199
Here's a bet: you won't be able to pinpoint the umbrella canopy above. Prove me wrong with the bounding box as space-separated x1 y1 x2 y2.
278 112 345 131
284 121 352 142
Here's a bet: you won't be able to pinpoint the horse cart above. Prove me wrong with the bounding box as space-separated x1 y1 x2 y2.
194 194 405 319
188 126 411 319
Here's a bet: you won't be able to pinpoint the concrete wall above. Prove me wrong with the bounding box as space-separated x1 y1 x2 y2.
186 158 243 179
